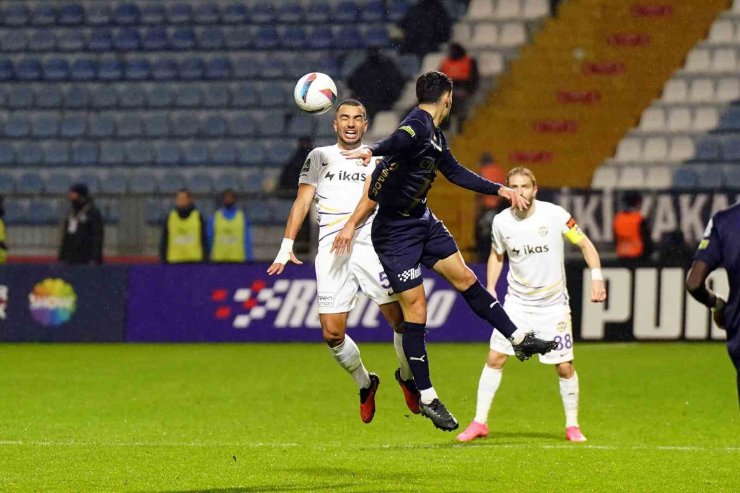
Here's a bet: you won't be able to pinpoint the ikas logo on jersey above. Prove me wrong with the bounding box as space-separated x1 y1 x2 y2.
511 244 550 256
324 170 367 183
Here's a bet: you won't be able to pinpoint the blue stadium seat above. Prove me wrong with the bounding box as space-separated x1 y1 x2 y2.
0 143 16 166
146 85 175 107
101 173 128 194
87 115 116 139
88 29 114 51
91 85 118 108
86 5 112 25
264 140 294 166
141 4 166 24
193 4 220 24
723 137 740 161
142 27 168 50
71 142 97 166
251 3 275 24
7 86 33 109
167 3 193 24
210 141 239 165
154 141 181 166
365 26 390 47
183 142 209 166
171 28 196 50
224 27 251 49
4 115 31 138
398 54 421 80
248 203 273 223
152 58 178 80
240 141 266 166
59 4 84 25
223 4 248 24
44 142 70 166
203 84 230 107
228 114 257 136
98 59 123 80
189 173 213 194
31 114 59 138
143 114 170 137
60 114 86 138
28 30 55 52
144 198 166 224
125 141 153 166
0 31 27 51
718 108 740 131
694 138 722 161
16 59 42 81
45 172 74 194
114 28 140 51
336 26 363 49
126 59 151 80
305 3 332 23
113 3 140 25
58 30 85 51
0 173 14 193
696 165 724 189
388 1 412 22
231 84 258 108
3 5 29 26
243 172 265 194
117 115 143 138
233 56 261 79
0 59 12 80
179 58 205 79
130 172 157 193
24 200 52 225
70 59 97 81
261 57 287 78
259 85 286 107
99 200 120 223
63 86 90 108
18 143 43 166
309 27 334 49
360 0 387 22
724 165 740 186
203 115 228 137
282 26 307 48
286 116 315 138
3 201 26 224
672 167 699 190
174 85 203 107
77 173 101 193
172 114 200 137
198 27 225 49
214 172 243 193
334 1 359 22
43 59 70 81
253 26 280 50
17 172 44 194
205 57 232 79
277 2 304 23
35 85 62 109
100 142 126 166
119 85 146 108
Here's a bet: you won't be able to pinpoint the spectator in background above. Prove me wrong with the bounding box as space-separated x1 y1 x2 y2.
0 196 6 264
59 183 104 265
613 191 652 265
208 189 254 263
475 153 506 261
398 0 451 58
277 136 314 194
160 189 207 264
439 43 479 125
347 46 405 119
658 230 694 267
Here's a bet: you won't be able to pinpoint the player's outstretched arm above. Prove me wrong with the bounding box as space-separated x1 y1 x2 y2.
687 260 726 328
266 184 314 275
341 124 419 163
331 174 376 256
573 235 607 303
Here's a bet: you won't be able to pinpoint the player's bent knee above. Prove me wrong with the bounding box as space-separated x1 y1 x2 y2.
323 329 345 347
556 361 575 378
486 350 508 369
451 267 477 292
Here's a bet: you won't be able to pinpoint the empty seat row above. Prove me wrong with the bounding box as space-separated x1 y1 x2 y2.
638 106 720 133
144 195 291 225
2 198 119 224
706 18 740 44
591 164 740 190
0 139 297 168
452 21 527 48
613 136 698 162
661 77 740 103
467 0 550 20
683 47 740 73
0 1 410 28
672 165 740 190
0 24 392 53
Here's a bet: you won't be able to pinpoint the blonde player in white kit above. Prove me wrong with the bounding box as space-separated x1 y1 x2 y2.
267 100 421 424
457 167 607 443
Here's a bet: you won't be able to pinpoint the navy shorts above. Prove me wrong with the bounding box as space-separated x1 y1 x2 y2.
371 207 459 293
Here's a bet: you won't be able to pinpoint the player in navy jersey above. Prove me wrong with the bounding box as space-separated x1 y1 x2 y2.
687 203 740 406
332 71 558 431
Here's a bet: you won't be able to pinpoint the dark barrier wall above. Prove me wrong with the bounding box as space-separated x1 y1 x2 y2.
0 265 127 342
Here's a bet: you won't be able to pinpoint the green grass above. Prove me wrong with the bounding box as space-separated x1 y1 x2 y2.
0 343 738 492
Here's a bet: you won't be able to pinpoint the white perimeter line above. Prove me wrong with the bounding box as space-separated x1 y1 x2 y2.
0 441 738 452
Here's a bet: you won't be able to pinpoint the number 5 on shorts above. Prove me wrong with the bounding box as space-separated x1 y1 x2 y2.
378 271 391 290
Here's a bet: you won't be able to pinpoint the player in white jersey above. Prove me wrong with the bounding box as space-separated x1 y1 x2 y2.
267 100 421 424
457 167 607 443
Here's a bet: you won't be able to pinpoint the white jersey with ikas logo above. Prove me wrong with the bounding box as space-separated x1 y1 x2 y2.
491 200 585 308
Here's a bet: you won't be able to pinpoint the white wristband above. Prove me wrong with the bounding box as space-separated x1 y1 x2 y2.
280 238 294 251
591 268 603 281
273 238 294 265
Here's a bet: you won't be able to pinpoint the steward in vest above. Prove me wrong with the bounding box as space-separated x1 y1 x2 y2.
613 191 652 261
160 189 208 264
208 189 253 263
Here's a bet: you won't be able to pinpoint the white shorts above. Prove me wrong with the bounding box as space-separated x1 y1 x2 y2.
490 302 574 364
314 242 397 314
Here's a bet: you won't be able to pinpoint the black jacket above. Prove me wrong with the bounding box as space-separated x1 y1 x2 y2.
59 200 104 265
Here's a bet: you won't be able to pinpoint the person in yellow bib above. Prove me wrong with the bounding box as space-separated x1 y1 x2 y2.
0 196 6 264
208 189 253 263
160 189 208 264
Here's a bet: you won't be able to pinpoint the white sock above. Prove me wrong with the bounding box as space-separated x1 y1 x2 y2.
559 371 580 428
393 332 413 380
474 366 503 424
329 335 371 389
420 387 438 404
509 328 526 345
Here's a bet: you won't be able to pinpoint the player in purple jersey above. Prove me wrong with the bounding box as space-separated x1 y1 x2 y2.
687 202 740 406
332 72 558 431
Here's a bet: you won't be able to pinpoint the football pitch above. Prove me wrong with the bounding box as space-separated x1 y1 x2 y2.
0 342 738 492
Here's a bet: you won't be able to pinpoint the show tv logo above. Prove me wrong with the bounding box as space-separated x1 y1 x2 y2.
28 278 77 327
210 278 457 330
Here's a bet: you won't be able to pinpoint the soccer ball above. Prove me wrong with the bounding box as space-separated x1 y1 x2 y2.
294 72 338 115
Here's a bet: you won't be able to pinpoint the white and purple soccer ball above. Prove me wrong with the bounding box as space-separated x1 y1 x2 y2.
293 72 338 115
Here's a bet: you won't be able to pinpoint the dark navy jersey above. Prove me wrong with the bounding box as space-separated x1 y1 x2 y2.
367 107 501 217
694 202 740 334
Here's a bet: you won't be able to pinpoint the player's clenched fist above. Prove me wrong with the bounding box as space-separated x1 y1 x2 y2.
267 238 303 275
497 186 529 211
591 280 607 303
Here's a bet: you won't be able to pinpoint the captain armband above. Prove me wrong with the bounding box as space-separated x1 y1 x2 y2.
563 217 586 245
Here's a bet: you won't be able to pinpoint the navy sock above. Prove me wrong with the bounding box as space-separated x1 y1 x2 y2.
460 280 518 338
401 321 432 391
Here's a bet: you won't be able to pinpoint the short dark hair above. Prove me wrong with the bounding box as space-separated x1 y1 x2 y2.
335 99 367 119
416 71 453 104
